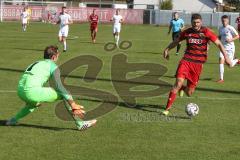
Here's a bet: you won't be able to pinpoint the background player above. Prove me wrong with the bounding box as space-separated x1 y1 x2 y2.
57 6 72 52
6 45 97 130
162 14 232 116
89 9 99 43
110 9 123 46
217 15 240 83
26 6 32 25
168 12 184 55
20 8 29 32
235 13 240 38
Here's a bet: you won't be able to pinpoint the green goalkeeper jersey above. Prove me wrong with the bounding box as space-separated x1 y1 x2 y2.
18 59 72 100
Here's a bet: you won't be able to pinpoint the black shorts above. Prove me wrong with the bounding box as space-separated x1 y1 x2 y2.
172 31 181 41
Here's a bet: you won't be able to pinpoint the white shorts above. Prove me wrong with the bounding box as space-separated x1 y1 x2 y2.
219 49 235 61
113 25 121 33
22 19 27 24
58 27 69 37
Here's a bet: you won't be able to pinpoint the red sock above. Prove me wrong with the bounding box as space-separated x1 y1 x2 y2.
165 91 177 110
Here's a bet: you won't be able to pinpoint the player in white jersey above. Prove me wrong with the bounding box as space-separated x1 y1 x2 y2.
110 9 123 46
217 15 240 83
56 6 73 52
20 8 29 32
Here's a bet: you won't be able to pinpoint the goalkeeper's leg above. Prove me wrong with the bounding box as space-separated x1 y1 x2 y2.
6 87 59 125
6 102 39 125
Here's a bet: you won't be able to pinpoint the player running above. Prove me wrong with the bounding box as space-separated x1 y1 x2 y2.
20 8 29 32
162 14 232 116
217 15 240 83
57 6 73 52
110 9 123 47
89 9 99 43
168 12 184 55
26 6 32 25
6 45 97 130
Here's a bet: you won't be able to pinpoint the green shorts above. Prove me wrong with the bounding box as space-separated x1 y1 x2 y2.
18 87 62 104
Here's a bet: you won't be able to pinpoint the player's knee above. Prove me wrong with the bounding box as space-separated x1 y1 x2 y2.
186 90 194 97
173 84 182 93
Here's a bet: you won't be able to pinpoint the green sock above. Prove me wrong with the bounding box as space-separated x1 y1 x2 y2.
14 105 37 122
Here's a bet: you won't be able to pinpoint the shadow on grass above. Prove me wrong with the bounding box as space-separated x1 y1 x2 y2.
135 51 162 54
78 97 165 113
78 41 105 45
13 48 43 52
0 67 240 95
0 120 76 131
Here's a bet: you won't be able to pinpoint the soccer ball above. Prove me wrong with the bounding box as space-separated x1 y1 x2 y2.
185 103 199 116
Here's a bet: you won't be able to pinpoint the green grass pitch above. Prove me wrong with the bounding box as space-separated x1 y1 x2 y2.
0 22 240 160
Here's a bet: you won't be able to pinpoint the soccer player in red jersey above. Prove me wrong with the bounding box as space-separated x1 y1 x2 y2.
89 9 99 43
235 16 240 32
162 14 232 116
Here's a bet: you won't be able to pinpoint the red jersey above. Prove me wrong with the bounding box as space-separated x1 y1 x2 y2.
89 14 98 27
179 27 217 64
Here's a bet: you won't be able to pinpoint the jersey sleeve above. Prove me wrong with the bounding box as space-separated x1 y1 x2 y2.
181 19 184 25
68 14 72 21
205 28 218 42
230 26 239 36
51 68 73 100
178 30 187 41
50 63 73 101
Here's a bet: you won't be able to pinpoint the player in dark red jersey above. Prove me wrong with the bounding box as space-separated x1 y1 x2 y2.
89 9 99 43
235 14 240 40
162 14 232 116
235 15 240 31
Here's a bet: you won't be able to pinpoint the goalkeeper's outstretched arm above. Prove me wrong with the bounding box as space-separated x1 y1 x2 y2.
52 68 85 118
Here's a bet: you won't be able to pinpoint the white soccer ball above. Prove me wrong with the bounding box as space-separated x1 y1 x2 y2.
185 103 199 116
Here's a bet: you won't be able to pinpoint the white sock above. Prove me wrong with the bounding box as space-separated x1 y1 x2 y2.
63 41 67 50
231 59 238 67
116 35 120 45
219 64 224 80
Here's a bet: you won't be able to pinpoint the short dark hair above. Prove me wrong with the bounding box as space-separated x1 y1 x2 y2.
44 45 59 59
173 12 178 15
191 13 202 21
62 6 66 9
221 15 229 19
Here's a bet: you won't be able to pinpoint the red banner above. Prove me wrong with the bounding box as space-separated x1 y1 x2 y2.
2 6 144 24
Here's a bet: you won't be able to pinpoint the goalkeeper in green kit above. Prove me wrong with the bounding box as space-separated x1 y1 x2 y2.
6 45 97 130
